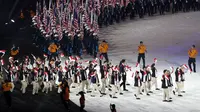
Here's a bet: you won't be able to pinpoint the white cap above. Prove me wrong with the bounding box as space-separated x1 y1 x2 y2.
33 23 37 25
53 29 57 33
54 34 58 37
78 34 81 37
90 29 94 32
45 34 49 37
93 33 97 36
68 33 72 36
65 30 68 33
86 27 90 30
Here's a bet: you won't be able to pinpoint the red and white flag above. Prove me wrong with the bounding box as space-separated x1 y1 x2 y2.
1 59 4 65
69 56 75 61
43 54 48 58
60 52 64 57
0 50 6 53
0 50 6 57
154 58 157 63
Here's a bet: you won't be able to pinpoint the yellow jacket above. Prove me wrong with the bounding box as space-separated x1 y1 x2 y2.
99 42 108 53
138 45 146 54
188 48 198 58
48 44 58 53
11 49 19 56
2 82 12 92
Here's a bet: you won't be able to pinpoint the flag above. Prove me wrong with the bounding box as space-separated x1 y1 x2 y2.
73 8 79 29
75 56 80 60
60 52 64 57
0 50 6 57
0 50 6 53
1 59 4 65
43 0 47 30
69 56 75 61
154 58 157 63
43 54 47 58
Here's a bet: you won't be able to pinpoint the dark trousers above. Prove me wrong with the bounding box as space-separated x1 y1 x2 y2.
188 58 196 72
4 91 12 107
80 105 85 112
120 74 126 90
137 53 145 68
100 53 109 62
49 52 58 60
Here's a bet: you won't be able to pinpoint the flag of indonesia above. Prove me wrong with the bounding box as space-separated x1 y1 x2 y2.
1 59 4 65
60 52 64 58
43 54 47 58
0 50 6 57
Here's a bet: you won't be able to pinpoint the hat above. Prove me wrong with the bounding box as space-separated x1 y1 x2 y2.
41 29 44 32
93 33 97 36
68 33 72 36
90 29 94 32
78 34 81 37
45 34 49 37
43 31 46 34
163 69 167 73
65 30 68 33
76 29 80 32
54 34 58 37
33 23 37 25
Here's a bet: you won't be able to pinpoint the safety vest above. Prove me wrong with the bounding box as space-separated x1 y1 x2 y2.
48 44 58 53
138 45 146 54
188 48 198 58
99 42 108 53
11 49 19 56
2 82 12 92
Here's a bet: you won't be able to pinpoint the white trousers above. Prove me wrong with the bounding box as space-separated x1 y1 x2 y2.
176 82 181 95
42 81 50 93
101 78 106 93
10 82 15 92
21 81 28 94
32 81 39 95
117 82 122 93
91 83 99 96
81 80 89 92
110 84 117 97
151 77 158 89
147 81 152 91
168 87 173 98
141 82 148 94
57 82 62 93
135 86 141 98
163 88 169 101
180 81 185 91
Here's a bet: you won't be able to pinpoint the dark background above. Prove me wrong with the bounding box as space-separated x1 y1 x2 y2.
0 0 36 49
